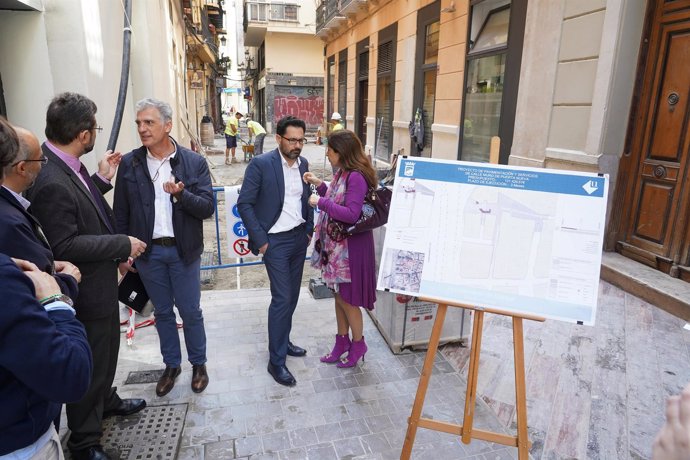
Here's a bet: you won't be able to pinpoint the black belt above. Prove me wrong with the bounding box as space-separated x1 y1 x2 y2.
275 223 305 235
152 237 176 247
288 223 306 233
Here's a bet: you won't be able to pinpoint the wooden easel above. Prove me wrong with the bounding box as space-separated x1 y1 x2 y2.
400 137 545 459
400 299 544 459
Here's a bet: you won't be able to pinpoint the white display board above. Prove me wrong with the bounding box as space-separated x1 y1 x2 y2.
376 158 609 325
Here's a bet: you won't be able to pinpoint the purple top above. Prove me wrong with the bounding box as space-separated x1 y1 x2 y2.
316 170 368 221
317 170 377 309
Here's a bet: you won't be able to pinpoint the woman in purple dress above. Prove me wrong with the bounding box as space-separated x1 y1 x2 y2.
303 130 377 368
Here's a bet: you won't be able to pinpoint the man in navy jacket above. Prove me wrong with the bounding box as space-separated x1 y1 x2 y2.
0 116 92 458
237 115 313 387
114 98 214 397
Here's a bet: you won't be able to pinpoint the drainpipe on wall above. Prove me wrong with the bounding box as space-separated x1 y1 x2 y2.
107 0 132 151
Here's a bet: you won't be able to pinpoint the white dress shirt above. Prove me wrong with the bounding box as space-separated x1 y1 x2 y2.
146 141 178 239
268 151 305 233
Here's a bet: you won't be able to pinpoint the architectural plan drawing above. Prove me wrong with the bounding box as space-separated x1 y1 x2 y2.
376 158 609 325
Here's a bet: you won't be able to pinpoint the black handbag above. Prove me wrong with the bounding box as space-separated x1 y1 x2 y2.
326 184 392 242
118 270 153 316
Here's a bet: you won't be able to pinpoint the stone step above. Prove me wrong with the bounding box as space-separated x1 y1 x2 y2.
601 251 690 321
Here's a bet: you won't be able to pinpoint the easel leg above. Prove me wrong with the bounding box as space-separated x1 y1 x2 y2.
461 310 484 444
400 303 448 460
513 317 530 460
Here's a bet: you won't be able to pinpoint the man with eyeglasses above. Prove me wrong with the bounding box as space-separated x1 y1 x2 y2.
27 92 148 460
238 115 313 387
113 98 214 399
0 125 81 303
0 115 92 460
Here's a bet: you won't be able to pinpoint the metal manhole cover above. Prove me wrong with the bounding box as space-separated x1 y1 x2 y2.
125 369 164 385
98 404 187 459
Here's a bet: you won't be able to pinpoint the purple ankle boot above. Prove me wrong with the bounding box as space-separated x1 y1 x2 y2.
337 337 367 368
321 334 351 363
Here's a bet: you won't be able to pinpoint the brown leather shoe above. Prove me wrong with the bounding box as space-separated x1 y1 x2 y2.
191 364 209 393
156 366 181 397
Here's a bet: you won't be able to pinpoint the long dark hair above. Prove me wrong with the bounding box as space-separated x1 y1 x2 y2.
327 130 377 188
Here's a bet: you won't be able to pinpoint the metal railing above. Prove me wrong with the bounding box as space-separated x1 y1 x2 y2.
201 186 266 270
316 0 344 32
245 1 301 23
316 1 325 30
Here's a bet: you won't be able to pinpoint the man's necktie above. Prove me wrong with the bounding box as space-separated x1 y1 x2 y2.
78 163 113 233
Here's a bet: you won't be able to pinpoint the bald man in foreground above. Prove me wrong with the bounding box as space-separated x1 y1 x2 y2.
0 126 81 297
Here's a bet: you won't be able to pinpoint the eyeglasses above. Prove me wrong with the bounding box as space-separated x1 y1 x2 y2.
92 125 103 133
12 156 48 167
279 135 307 146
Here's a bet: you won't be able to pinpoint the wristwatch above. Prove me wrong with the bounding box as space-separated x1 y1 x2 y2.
41 294 74 307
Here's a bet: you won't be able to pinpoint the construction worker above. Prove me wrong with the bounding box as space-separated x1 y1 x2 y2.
246 117 267 156
330 112 344 132
224 112 243 165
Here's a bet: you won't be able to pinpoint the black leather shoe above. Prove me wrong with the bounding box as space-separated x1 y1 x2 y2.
156 366 181 397
267 362 296 386
191 364 209 393
103 398 146 418
287 341 307 357
71 445 111 460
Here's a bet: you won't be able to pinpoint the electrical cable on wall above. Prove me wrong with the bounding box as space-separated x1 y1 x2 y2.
107 0 133 151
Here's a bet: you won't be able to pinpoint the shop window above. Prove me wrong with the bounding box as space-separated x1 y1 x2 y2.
459 0 526 164
413 6 440 157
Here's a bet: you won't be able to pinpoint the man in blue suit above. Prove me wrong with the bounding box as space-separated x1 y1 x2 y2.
238 116 313 386
0 126 80 299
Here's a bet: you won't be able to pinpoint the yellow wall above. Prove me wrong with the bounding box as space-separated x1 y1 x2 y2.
322 0 468 161
266 32 324 78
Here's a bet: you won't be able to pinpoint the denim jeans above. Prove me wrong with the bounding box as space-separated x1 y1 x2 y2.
136 245 206 367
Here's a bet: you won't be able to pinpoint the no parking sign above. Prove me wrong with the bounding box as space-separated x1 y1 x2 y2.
224 186 259 259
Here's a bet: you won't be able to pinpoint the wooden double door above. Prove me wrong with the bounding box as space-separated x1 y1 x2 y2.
615 1 690 282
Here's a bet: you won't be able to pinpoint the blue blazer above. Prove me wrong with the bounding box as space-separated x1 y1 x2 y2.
0 187 78 298
237 149 313 255
0 253 92 455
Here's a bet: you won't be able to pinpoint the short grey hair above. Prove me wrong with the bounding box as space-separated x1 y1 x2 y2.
135 98 173 123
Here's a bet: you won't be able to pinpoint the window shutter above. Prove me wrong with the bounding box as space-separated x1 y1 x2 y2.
377 41 393 74
359 51 369 79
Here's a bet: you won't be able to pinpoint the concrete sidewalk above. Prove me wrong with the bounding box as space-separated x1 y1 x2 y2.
76 288 518 459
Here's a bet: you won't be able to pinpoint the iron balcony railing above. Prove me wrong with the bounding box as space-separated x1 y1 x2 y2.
316 0 346 33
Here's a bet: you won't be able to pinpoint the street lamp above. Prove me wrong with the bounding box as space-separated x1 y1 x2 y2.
239 49 255 79
220 35 226 47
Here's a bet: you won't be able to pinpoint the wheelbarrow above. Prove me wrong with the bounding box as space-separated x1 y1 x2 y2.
238 137 254 162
